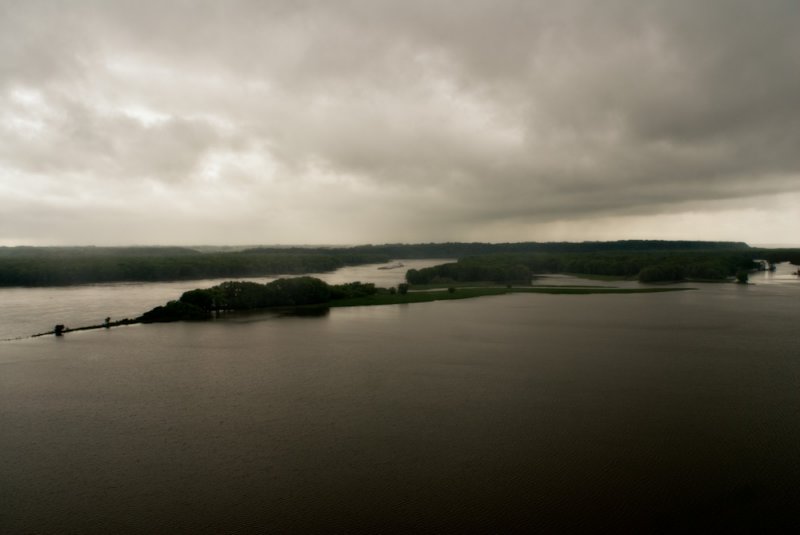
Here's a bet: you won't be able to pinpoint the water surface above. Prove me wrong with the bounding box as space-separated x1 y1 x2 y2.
0 259 447 340
1 263 799 532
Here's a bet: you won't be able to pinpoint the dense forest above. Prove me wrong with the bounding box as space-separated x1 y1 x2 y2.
139 277 379 322
406 249 800 284
244 240 751 258
0 247 387 286
1 241 798 287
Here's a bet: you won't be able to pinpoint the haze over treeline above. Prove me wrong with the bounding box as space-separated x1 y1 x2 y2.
2 240 799 287
2 1 800 246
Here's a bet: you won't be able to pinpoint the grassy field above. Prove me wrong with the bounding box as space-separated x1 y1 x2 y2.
562 273 637 281
328 286 694 308
405 281 513 290
529 284 615 288
411 281 614 290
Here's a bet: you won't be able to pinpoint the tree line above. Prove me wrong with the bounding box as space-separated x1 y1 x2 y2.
405 249 796 284
0 249 387 286
139 277 379 322
245 240 751 259
3 241 797 287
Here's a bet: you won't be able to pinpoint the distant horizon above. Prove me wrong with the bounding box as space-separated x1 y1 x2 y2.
4 239 800 250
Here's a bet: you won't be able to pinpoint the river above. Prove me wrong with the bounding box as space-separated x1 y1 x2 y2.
1 262 799 532
0 259 449 340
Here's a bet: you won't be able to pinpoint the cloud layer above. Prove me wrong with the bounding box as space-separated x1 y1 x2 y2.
2 0 799 245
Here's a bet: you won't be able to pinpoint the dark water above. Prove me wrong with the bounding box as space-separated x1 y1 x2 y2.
2 266 800 532
0 259 447 340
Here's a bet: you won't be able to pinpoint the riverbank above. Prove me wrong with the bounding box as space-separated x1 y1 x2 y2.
25 284 694 338
330 285 693 308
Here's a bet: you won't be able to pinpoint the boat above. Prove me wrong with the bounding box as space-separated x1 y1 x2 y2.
378 262 404 270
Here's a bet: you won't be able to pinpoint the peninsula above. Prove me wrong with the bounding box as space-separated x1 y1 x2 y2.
34 275 692 338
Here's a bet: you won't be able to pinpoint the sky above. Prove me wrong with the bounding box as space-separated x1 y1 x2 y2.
1 0 799 246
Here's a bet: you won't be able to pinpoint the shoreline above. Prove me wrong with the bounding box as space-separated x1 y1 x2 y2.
21 285 695 340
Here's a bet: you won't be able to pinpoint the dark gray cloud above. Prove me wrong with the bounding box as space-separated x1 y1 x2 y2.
1 0 799 245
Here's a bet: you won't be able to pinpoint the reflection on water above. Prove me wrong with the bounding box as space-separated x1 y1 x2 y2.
0 259 450 340
2 276 800 532
748 261 800 287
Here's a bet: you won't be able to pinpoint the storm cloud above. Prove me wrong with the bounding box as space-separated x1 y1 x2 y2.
2 0 799 245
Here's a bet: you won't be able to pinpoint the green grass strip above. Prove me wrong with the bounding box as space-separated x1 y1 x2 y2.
412 282 613 290
328 286 693 308
562 273 637 281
